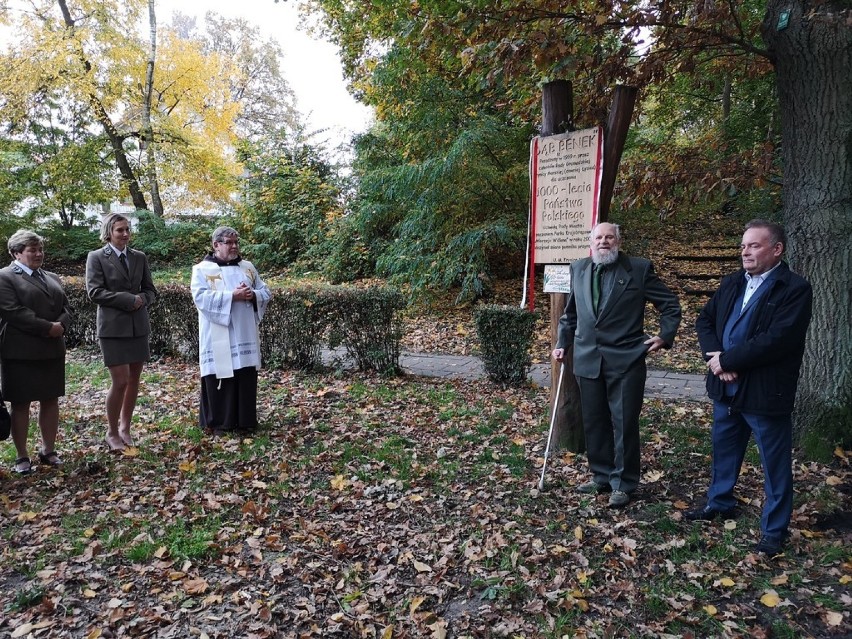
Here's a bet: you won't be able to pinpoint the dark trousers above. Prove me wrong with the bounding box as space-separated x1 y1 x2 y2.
199 366 258 432
707 401 793 541
576 358 646 493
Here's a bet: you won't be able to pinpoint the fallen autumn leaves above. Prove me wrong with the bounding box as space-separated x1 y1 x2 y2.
1 349 850 638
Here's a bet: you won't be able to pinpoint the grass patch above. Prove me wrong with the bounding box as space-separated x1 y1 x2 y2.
6 585 45 613
65 358 111 392
159 518 221 560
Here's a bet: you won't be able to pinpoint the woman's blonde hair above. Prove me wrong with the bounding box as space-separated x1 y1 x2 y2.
100 213 130 243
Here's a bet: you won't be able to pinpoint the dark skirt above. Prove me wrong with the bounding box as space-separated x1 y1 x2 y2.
1 357 65 403
99 336 150 367
199 367 258 433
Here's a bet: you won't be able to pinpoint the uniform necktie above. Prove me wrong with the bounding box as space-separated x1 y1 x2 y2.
119 253 129 274
592 264 604 313
35 270 47 284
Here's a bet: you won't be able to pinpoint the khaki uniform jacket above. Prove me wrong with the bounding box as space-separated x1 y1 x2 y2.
0 264 72 360
85 246 157 339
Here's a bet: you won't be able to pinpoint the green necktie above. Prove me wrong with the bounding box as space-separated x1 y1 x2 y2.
592 264 604 313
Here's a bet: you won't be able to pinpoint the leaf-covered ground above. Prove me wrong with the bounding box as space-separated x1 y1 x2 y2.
1 350 850 638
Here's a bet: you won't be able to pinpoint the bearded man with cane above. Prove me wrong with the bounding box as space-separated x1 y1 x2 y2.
552 222 681 507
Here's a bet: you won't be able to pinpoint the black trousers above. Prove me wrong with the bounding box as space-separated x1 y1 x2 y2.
575 358 646 493
199 367 258 432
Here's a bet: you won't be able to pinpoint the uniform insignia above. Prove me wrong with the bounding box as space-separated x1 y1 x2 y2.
13 266 23 274
104 247 113 256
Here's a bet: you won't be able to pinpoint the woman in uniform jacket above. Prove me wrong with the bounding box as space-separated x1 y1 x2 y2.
86 213 157 452
0 230 73 474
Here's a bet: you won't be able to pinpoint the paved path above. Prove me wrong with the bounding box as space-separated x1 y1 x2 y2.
327 350 707 401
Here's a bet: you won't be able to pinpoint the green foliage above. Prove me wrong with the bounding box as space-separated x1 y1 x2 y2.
147 284 200 359
261 285 337 370
344 47 533 302
7 585 45 612
237 131 342 271
618 61 781 217
41 221 101 262
131 211 219 268
62 277 92 348
317 214 375 284
474 305 538 386
304 0 784 281
0 100 117 227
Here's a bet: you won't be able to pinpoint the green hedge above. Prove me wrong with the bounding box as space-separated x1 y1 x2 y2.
473 304 538 386
62 280 404 374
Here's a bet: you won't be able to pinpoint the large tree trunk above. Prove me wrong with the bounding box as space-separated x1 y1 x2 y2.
762 2 852 441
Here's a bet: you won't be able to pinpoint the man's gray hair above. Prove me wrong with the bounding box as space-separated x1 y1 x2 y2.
589 222 621 243
745 219 787 252
212 226 239 244
100 213 130 243
7 229 43 258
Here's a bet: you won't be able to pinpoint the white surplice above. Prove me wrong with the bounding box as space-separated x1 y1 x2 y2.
191 258 271 379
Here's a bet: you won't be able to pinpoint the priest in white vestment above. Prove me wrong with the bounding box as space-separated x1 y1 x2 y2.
191 226 271 434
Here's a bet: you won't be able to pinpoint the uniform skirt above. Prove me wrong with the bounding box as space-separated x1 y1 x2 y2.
99 336 150 367
1 357 65 403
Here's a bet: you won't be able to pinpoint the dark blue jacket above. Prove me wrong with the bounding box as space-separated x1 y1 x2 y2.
696 261 812 415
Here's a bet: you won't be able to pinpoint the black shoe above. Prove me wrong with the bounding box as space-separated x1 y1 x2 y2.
754 536 784 555
684 505 737 521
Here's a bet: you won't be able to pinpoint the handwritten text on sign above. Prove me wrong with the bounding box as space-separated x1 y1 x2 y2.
532 127 602 264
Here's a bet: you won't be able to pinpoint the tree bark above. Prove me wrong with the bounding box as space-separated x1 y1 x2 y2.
56 0 148 212
762 2 852 439
143 0 164 216
599 86 638 223
542 80 585 454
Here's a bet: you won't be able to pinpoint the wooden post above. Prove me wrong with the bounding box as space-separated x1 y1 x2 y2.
598 85 638 222
542 81 586 453
544 83 638 454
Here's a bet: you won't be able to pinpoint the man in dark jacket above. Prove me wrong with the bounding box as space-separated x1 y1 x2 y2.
686 219 812 556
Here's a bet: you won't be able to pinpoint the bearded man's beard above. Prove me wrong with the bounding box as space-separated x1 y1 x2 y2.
592 247 619 266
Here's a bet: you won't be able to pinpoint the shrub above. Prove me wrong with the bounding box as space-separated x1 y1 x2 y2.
317 215 375 284
261 286 337 371
147 284 200 359
327 287 405 374
63 277 94 347
132 211 220 268
474 305 538 386
41 222 101 262
62 279 404 374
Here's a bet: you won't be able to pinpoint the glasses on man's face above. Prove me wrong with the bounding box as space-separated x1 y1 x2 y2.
219 239 239 246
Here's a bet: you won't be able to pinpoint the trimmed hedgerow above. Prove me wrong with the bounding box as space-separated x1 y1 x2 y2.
62 280 403 374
